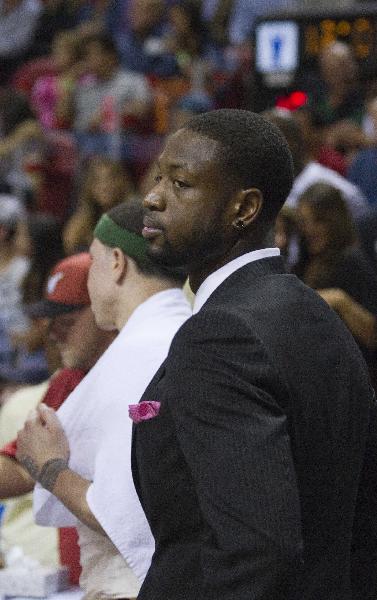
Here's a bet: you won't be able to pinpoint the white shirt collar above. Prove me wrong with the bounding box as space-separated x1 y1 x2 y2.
193 248 280 314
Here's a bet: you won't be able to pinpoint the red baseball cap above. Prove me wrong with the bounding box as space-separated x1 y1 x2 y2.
27 253 91 318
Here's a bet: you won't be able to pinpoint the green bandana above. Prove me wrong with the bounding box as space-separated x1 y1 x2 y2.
93 214 148 263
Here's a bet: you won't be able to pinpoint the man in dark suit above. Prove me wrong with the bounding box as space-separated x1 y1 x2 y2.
132 109 377 599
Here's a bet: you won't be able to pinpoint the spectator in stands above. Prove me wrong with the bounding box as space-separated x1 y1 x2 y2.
164 1 206 70
17 214 64 306
22 130 78 223
62 32 152 159
294 107 368 177
0 252 114 584
0 89 45 202
63 157 135 254
293 105 348 176
0 214 64 386
348 95 377 206
161 3 215 124
73 0 112 38
324 119 368 172
27 0 83 59
305 42 364 127
31 31 84 131
168 59 215 133
264 108 368 219
294 182 377 388
0 0 42 85
111 0 182 77
0 196 29 340
0 377 59 567
28 0 110 59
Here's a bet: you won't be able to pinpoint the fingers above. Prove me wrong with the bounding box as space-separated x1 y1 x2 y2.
37 404 60 428
24 404 54 428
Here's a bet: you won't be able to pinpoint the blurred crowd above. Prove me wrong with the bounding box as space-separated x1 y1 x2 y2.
1 0 377 582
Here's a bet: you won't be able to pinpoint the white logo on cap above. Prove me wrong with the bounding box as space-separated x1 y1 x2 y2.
47 272 64 295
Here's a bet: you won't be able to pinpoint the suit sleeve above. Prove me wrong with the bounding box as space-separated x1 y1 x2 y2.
165 309 304 599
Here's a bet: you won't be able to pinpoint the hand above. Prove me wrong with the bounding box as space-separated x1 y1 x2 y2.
317 288 346 312
16 404 69 480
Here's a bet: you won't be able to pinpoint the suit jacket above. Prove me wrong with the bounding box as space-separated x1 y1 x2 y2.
132 256 376 600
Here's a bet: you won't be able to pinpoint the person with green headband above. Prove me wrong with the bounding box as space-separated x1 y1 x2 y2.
16 200 191 600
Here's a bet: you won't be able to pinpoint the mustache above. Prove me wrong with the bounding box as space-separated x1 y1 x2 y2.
143 215 164 230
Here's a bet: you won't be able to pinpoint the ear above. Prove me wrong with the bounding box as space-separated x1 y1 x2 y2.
231 188 263 230
111 247 128 284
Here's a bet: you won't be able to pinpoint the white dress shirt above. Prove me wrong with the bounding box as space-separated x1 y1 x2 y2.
193 248 280 314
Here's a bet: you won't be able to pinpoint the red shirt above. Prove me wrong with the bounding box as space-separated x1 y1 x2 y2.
0 368 87 585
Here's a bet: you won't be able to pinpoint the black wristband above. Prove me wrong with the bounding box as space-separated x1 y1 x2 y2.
38 458 69 492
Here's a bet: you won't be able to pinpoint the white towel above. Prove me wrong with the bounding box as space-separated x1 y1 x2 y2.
33 289 191 582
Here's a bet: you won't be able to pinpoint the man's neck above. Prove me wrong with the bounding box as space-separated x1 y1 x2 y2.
115 279 178 330
188 238 270 294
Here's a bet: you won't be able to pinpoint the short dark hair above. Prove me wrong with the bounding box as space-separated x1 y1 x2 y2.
82 33 119 60
184 109 294 226
106 201 187 285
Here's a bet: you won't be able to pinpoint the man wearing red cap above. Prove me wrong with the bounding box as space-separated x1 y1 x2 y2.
0 252 114 584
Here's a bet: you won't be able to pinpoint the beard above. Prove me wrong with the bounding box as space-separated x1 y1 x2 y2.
146 239 200 269
146 224 233 272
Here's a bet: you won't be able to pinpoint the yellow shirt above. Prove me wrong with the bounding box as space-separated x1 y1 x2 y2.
0 381 59 566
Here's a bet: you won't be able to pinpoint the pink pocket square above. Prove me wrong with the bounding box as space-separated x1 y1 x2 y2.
129 401 161 423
